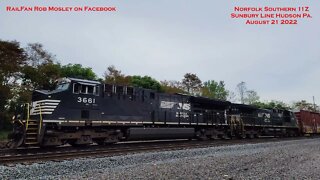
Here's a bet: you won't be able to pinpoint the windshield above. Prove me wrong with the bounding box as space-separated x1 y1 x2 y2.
56 83 70 91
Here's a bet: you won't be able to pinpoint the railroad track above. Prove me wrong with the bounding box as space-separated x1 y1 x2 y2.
0 136 316 165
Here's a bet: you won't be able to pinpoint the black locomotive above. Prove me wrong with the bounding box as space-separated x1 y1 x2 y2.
9 77 299 147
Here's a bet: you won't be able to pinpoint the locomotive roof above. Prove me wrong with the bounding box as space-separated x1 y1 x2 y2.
231 103 259 110
68 77 101 85
189 96 231 107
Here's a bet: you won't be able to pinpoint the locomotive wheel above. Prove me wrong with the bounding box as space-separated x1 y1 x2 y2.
95 139 105 145
221 133 231 140
69 141 89 147
199 136 208 141
248 133 254 139
95 134 120 145
254 132 261 138
209 134 219 140
238 133 246 139
68 140 77 146
196 130 208 141
68 139 91 147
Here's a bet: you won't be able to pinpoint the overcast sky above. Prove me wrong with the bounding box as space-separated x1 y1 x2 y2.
1 0 319 104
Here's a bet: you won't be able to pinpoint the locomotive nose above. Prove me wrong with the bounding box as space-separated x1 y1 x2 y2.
32 90 50 101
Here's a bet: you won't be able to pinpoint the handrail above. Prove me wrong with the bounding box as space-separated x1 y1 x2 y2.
38 103 43 135
25 103 30 131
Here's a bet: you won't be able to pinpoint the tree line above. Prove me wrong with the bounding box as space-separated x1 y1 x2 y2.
0 39 318 129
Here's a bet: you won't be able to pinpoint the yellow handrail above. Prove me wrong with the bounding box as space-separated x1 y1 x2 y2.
38 103 43 135
26 103 30 131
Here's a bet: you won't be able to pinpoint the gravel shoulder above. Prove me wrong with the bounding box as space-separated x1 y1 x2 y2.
1 138 320 179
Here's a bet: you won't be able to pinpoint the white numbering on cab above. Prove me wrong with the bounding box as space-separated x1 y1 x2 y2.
77 97 96 104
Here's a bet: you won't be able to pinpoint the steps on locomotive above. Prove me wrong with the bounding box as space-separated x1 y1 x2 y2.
25 120 39 145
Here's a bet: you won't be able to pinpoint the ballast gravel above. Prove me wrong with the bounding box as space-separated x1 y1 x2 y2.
1 138 320 179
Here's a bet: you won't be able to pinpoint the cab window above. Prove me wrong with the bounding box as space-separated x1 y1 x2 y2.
56 83 70 91
74 83 81 93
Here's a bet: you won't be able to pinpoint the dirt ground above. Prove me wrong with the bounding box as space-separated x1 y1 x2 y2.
0 141 8 148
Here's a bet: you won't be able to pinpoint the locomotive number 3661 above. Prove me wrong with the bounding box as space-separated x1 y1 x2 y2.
77 97 96 104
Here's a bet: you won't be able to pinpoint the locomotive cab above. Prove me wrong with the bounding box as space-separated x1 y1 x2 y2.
9 77 102 147
30 78 101 121
32 78 71 101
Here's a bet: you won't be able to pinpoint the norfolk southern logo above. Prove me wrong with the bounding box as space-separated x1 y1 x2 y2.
160 101 191 111
258 112 271 123
160 101 191 118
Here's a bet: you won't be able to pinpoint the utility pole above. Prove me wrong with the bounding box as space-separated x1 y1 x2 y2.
313 96 316 112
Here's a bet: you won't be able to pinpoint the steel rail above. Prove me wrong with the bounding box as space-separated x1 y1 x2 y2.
0 136 316 165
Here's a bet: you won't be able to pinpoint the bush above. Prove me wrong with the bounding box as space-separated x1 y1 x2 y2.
0 112 13 131
0 130 10 141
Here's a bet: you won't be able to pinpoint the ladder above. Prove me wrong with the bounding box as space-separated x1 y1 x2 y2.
25 119 39 145
25 103 43 146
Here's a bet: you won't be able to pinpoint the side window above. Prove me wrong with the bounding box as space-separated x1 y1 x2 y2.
127 87 134 101
87 86 94 94
73 83 81 94
81 85 87 93
127 87 133 96
116 86 124 94
104 84 113 96
95 85 99 95
105 84 112 93
73 83 99 96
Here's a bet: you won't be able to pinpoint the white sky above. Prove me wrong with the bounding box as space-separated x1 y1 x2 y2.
0 0 319 104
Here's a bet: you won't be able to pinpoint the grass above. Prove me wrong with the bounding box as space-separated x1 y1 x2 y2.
0 130 10 141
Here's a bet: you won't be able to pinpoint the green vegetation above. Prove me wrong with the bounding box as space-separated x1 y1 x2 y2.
182 73 202 94
131 75 161 91
202 80 228 100
253 100 290 110
0 130 10 141
60 64 97 80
